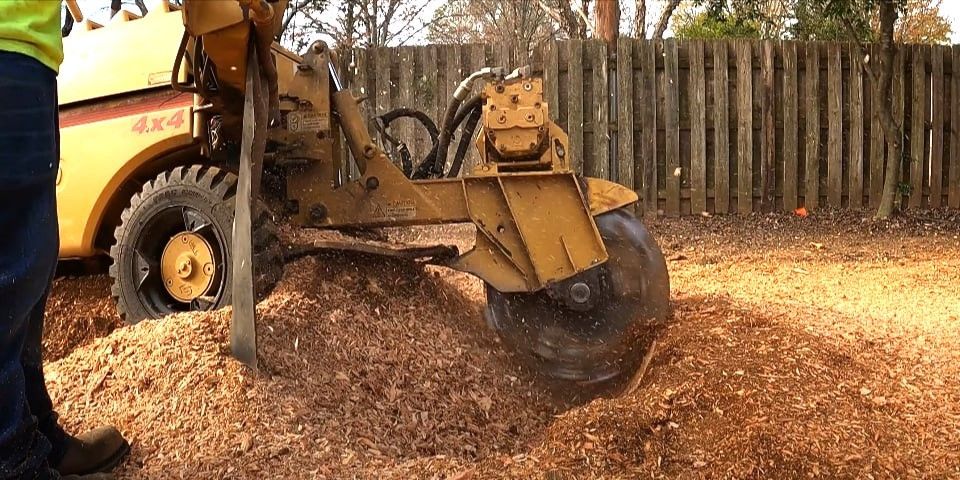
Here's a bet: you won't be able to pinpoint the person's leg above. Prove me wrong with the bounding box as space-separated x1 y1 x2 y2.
24 291 68 466
0 50 60 480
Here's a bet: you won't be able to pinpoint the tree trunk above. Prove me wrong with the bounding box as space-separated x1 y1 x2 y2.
652 0 680 39
110 0 122 18
594 0 619 45
634 0 646 38
874 0 903 219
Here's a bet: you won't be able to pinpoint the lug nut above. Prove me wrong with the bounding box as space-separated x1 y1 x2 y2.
569 282 591 304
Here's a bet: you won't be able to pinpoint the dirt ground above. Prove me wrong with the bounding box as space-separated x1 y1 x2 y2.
42 209 960 479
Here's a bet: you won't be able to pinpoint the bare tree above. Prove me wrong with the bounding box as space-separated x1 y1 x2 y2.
634 0 646 37
594 0 620 44
428 0 558 61
279 0 436 51
538 0 591 38
652 0 682 39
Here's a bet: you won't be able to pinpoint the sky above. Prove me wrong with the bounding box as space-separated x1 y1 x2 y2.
78 0 960 45
942 2 960 44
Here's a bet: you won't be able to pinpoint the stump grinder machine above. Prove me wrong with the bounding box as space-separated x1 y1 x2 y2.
59 0 669 390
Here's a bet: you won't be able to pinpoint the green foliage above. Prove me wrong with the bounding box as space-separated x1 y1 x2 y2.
789 0 875 41
674 11 762 39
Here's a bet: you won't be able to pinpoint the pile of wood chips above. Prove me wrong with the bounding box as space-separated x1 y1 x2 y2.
45 254 558 479
41 211 960 479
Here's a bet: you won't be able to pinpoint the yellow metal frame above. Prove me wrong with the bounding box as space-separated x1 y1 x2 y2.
279 44 638 293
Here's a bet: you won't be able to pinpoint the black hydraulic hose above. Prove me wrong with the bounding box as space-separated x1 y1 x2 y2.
378 108 439 143
432 91 486 177
416 95 484 179
375 107 441 178
447 107 482 178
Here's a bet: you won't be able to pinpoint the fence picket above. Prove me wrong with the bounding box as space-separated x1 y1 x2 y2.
869 44 884 208
568 40 584 175
617 37 635 189
805 43 820 209
338 40 956 215
827 43 843 206
545 42 560 123
714 41 730 214
642 41 658 214
931 46 944 207
783 42 799 211
893 48 906 206
737 40 753 214
849 44 864 208
664 40 681 216
952 46 960 208
690 40 707 213
910 45 926 208
761 41 776 211
590 41 609 180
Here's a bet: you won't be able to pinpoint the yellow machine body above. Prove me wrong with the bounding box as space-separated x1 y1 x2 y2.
55 0 637 294
55 1 295 258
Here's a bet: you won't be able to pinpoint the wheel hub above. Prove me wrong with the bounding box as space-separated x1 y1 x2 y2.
161 232 216 302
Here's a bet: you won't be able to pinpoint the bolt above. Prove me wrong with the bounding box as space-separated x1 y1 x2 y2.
495 85 505 93
569 282 591 304
498 114 507 124
525 113 534 122
363 145 377 158
511 95 519 103
523 82 532 91
310 204 328 222
285 200 300 214
365 176 380 190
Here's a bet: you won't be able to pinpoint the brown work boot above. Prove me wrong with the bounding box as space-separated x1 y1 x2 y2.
53 426 130 476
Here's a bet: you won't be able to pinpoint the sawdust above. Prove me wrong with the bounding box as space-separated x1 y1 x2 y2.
42 209 960 479
46 254 558 479
44 275 122 362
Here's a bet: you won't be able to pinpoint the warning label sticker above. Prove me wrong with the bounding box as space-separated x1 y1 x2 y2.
287 110 330 132
370 199 417 220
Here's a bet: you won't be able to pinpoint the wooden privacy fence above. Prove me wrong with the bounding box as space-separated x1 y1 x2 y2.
342 39 960 215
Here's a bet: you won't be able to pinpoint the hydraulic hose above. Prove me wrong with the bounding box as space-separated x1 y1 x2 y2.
447 106 482 178
415 94 483 179
432 67 503 178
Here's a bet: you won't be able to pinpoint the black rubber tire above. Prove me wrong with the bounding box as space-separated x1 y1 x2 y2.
109 165 282 324
486 207 670 390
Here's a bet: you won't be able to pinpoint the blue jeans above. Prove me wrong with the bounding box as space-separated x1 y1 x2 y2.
0 51 68 480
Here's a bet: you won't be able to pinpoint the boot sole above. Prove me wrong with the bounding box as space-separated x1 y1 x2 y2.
81 440 131 475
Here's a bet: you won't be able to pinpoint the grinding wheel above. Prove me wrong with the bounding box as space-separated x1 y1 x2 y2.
485 208 670 388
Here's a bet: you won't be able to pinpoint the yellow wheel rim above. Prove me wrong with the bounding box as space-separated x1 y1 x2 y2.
160 231 216 302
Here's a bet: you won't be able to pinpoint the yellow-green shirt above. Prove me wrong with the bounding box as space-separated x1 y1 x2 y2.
0 1 63 72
